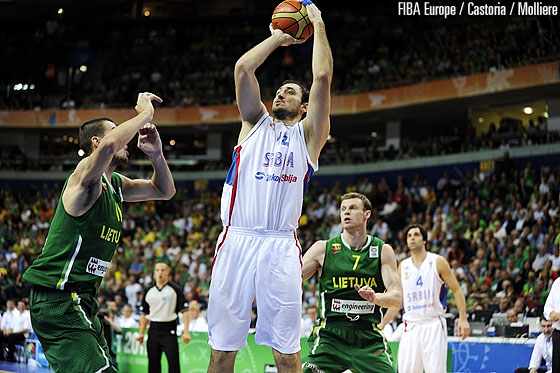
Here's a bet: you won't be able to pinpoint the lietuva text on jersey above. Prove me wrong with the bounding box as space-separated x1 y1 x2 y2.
332 276 378 288
99 225 121 244
220 113 317 231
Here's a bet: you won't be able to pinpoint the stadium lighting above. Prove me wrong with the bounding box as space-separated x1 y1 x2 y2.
543 112 549 118
144 10 151 17
170 140 176 146
79 65 87 73
478 117 484 123
78 149 85 157
68 136 74 142
58 8 63 15
63 135 68 141
13 83 23 91
370 131 377 138
29 84 35 90
523 106 533 115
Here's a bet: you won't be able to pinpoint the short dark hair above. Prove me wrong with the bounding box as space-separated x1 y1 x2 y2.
341 192 373 212
79 117 113 156
154 257 171 267
404 224 428 242
280 79 309 104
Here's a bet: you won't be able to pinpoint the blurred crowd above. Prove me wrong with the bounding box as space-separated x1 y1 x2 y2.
1 115 558 173
0 149 559 339
1 4 558 110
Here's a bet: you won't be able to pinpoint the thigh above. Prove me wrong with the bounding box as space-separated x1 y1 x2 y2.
352 330 396 373
255 236 302 354
303 327 350 373
397 325 423 373
161 334 180 373
421 319 447 373
31 292 115 373
208 232 258 351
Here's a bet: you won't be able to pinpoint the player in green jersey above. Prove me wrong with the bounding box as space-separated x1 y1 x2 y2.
22 92 177 373
301 192 402 373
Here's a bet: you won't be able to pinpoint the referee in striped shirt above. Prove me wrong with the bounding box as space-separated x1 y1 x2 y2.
137 259 190 372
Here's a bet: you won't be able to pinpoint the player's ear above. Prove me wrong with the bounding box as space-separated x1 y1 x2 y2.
301 102 308 113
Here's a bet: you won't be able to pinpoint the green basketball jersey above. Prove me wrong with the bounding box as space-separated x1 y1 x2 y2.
318 234 386 325
23 173 124 293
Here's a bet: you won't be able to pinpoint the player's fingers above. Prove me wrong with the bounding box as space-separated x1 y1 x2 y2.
354 284 361 291
146 92 163 103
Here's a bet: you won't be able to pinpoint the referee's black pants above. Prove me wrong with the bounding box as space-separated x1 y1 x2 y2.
553 329 560 373
147 322 180 373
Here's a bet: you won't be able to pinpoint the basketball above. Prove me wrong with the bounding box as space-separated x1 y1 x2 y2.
271 0 314 41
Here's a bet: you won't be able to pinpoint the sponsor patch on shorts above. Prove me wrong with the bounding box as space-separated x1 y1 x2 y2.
331 299 376 314
86 257 110 277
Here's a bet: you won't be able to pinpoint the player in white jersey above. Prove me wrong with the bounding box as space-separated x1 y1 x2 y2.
207 3 333 373
380 224 470 373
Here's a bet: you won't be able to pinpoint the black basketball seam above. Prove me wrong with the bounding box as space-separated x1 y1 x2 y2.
295 7 311 35
275 17 299 31
284 0 300 12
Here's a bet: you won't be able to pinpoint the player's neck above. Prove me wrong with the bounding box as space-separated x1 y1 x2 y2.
342 229 368 251
411 249 428 267
156 280 168 289
273 116 300 127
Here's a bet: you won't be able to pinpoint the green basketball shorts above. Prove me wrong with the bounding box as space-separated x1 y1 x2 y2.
29 286 117 373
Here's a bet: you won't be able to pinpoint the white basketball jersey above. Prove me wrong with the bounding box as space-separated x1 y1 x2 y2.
401 252 447 322
220 112 317 231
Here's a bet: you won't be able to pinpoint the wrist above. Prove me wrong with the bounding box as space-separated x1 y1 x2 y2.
148 151 164 162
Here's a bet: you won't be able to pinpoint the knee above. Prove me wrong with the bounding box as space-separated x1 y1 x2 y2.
273 350 302 373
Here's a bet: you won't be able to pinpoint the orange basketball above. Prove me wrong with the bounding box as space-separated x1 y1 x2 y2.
271 0 314 41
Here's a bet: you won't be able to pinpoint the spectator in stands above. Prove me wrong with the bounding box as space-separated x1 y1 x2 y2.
544 277 560 372
300 305 318 338
187 300 208 333
534 245 550 272
0 300 30 362
116 304 139 329
514 317 553 373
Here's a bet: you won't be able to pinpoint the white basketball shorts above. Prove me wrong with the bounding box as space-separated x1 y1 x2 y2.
207 226 303 354
397 316 447 373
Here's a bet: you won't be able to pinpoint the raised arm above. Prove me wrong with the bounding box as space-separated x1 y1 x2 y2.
120 124 175 202
63 92 162 216
302 3 333 165
234 29 301 143
437 256 471 340
355 244 402 309
302 240 326 281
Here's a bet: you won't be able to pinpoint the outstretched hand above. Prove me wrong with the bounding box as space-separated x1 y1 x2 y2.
355 284 376 303
303 2 323 25
134 92 163 121
269 24 306 47
137 123 163 157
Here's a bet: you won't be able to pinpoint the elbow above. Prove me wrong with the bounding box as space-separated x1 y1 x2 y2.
313 71 332 85
389 298 403 309
97 138 119 156
234 60 253 78
165 185 177 200
159 183 176 200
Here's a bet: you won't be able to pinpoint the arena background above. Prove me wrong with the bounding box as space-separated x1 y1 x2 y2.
0 0 559 372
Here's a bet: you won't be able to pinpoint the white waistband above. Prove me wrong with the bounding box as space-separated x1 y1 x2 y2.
224 226 295 238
